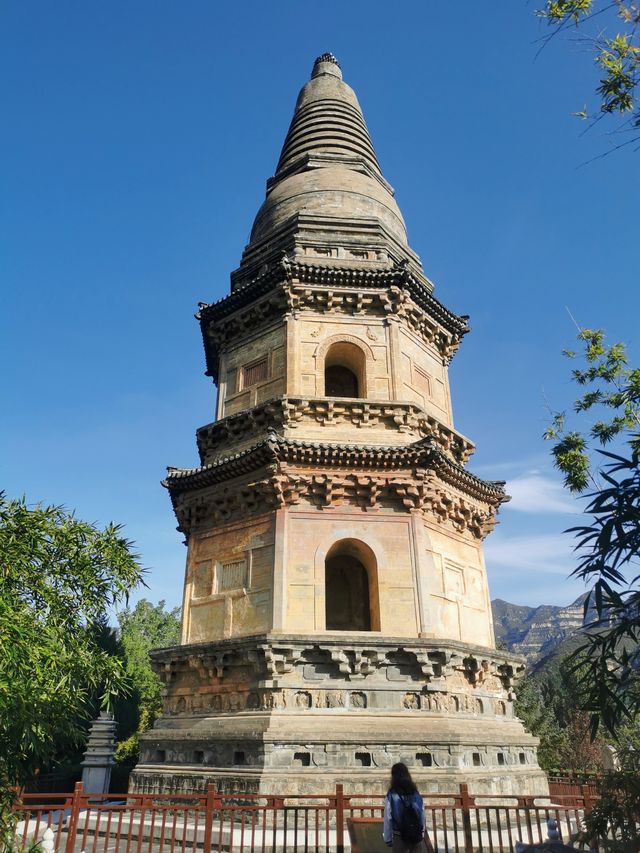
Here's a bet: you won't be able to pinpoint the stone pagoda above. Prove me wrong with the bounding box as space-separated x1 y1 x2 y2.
131 54 547 796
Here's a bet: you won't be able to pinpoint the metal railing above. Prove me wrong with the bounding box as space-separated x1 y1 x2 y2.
12 781 597 853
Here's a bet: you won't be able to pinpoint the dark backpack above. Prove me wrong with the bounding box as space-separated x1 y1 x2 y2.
397 793 423 845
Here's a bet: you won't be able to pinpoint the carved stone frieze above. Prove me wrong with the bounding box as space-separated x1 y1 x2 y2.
197 258 470 379
196 398 475 466
171 462 499 539
151 635 525 699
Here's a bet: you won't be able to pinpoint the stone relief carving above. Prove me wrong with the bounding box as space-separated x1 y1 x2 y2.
350 691 367 708
403 692 420 710
294 690 312 709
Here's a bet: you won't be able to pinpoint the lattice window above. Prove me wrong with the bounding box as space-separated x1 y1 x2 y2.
242 357 268 388
219 559 247 591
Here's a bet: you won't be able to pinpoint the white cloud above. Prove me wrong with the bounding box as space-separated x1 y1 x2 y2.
503 472 580 515
471 455 547 478
484 532 576 576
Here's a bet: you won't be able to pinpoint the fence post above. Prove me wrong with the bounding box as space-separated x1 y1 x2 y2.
459 783 474 853
64 781 84 853
335 783 345 853
581 782 594 814
581 783 600 853
202 783 216 853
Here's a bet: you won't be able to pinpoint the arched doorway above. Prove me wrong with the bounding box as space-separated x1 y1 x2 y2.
323 341 366 398
324 539 380 631
325 364 358 397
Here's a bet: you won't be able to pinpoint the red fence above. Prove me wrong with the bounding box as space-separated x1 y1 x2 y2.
12 782 597 853
548 776 599 801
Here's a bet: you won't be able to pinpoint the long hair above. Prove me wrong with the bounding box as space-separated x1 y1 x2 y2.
389 762 417 795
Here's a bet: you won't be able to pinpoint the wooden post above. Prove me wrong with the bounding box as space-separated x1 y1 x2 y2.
335 783 345 853
459 783 474 853
202 783 216 853
581 782 594 814
64 781 83 853
581 783 600 852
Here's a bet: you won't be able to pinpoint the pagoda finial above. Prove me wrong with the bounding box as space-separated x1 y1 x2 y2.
311 53 342 80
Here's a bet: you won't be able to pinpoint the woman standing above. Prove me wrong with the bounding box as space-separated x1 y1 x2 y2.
382 762 428 852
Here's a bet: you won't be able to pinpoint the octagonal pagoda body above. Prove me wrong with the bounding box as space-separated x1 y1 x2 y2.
131 55 547 797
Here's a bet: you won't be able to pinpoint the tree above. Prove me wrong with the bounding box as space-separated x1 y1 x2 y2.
578 740 640 852
0 494 143 791
536 2 640 153
515 674 568 772
545 328 640 733
515 656 605 773
114 599 181 763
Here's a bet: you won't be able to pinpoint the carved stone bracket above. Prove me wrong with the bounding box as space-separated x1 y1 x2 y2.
196 398 475 467
259 644 305 678
171 462 498 540
317 646 390 679
198 258 470 380
188 652 230 681
411 650 435 678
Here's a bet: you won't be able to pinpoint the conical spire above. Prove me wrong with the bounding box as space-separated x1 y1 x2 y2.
274 53 382 180
239 55 423 281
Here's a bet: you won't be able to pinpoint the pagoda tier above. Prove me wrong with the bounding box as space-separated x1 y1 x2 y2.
131 54 548 797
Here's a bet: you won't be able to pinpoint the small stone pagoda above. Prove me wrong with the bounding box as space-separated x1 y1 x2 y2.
131 55 547 796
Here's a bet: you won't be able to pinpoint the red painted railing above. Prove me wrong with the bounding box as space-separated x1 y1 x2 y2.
12 781 598 853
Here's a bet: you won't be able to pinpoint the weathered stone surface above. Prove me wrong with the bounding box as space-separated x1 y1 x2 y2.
132 634 546 795
133 55 548 798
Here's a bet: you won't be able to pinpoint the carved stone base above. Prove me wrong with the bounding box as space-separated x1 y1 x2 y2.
130 765 549 798
131 634 548 797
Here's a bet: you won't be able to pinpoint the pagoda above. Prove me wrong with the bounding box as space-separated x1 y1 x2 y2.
131 54 547 796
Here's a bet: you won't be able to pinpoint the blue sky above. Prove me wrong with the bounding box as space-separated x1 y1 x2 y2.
1 2 638 611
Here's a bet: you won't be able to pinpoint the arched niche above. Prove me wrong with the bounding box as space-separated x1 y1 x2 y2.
316 335 373 399
324 539 380 632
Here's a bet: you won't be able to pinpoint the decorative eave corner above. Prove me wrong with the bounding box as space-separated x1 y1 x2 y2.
163 435 510 537
197 257 470 382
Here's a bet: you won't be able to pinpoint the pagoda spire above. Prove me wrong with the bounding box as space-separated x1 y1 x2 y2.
274 53 382 181
244 54 413 274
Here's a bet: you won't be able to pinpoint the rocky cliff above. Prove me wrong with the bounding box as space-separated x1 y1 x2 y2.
491 595 587 664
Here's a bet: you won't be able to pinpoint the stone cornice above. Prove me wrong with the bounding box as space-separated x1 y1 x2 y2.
197 258 470 380
166 435 504 498
164 436 508 537
196 397 475 466
150 633 525 691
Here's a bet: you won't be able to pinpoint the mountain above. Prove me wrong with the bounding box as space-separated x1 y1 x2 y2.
491 595 587 664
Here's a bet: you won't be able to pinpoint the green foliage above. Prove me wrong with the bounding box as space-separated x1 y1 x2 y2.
565 448 640 733
578 745 640 851
545 327 640 735
515 656 605 773
545 329 640 493
114 599 181 762
515 675 568 771
536 2 640 148
0 494 143 789
0 789 44 853
539 0 594 23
